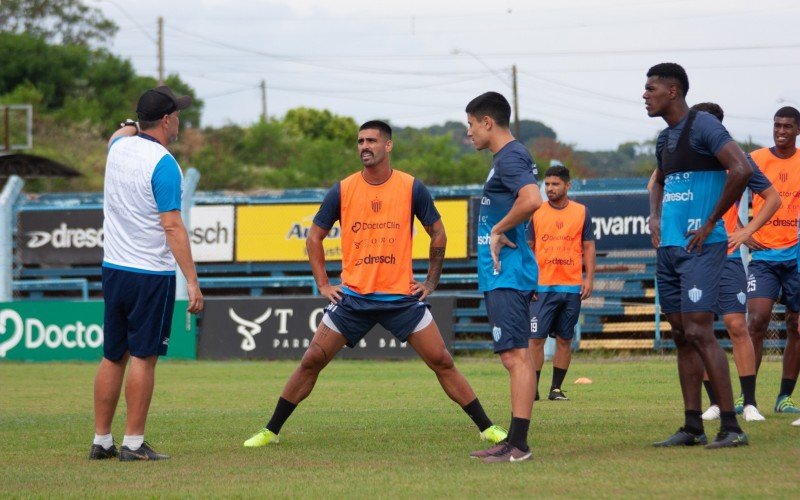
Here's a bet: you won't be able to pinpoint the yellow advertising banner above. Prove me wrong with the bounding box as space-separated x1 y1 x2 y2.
236 200 468 262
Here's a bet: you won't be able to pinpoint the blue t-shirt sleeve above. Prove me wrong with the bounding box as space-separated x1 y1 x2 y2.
312 182 341 230
411 179 441 226
151 154 182 212
499 149 538 196
747 157 771 194
582 206 594 241
690 111 733 157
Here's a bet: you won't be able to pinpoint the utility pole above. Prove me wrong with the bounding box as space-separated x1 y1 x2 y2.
260 79 267 122
512 64 520 139
157 17 165 85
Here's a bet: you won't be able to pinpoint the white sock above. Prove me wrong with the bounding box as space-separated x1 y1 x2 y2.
122 435 144 450
93 433 114 450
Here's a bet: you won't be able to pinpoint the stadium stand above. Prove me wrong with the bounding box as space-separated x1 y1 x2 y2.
7 179 788 352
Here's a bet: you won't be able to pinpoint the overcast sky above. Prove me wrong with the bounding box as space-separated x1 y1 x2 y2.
91 0 800 151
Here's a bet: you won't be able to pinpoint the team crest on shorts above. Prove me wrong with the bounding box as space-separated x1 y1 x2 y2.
688 286 703 303
737 291 746 305
492 326 502 342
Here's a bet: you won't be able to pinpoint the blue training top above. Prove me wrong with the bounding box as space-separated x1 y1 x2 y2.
477 140 539 292
656 110 733 248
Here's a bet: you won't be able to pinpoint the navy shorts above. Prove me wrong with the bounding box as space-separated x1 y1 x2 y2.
529 292 581 340
484 288 536 353
656 242 726 314
746 259 800 312
717 258 747 316
324 294 430 348
102 267 175 360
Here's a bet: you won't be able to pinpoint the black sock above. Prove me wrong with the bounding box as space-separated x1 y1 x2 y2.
740 375 757 407
703 380 717 405
779 378 797 397
535 370 541 394
265 397 297 435
720 411 742 434
462 398 493 432
684 410 703 435
507 417 530 451
552 367 567 390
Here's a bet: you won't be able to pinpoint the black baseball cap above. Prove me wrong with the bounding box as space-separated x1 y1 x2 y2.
136 86 192 121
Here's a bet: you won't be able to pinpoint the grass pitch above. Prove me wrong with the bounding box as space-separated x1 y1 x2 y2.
1 357 798 498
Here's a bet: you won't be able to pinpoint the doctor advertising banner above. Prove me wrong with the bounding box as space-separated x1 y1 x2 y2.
235 200 469 262
197 296 455 360
0 300 196 361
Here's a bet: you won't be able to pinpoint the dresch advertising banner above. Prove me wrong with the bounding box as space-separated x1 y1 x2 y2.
18 210 104 265
0 300 196 361
190 205 235 262
235 200 468 262
198 296 455 360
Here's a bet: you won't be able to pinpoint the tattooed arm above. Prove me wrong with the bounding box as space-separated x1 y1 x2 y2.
410 219 446 300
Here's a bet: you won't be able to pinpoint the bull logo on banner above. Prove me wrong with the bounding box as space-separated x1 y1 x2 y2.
228 308 272 351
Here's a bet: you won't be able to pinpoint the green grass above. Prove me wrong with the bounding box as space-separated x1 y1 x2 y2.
1 357 797 498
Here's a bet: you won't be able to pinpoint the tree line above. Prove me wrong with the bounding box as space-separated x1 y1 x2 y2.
1 1 668 192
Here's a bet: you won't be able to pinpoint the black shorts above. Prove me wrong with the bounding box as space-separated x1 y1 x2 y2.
102 267 175 360
324 294 430 348
656 242 726 314
529 292 581 340
484 288 536 353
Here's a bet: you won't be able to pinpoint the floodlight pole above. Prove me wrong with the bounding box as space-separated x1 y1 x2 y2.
158 17 165 85
452 49 520 138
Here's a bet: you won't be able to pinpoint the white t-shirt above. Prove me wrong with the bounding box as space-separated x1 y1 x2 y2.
102 134 183 274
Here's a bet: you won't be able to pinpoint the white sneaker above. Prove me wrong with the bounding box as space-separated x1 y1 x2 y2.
701 404 720 421
792 417 800 426
743 405 766 422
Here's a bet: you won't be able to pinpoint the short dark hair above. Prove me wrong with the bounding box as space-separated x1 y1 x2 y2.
359 120 392 139
775 106 800 126
690 102 724 122
465 92 511 128
647 63 689 97
138 118 161 131
544 165 570 182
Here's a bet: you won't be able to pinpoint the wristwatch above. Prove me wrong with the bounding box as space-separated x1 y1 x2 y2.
120 119 139 133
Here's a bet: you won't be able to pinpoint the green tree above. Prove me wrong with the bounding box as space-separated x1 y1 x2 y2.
283 107 358 147
0 0 117 47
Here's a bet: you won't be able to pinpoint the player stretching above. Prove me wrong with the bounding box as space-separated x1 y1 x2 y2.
528 165 595 402
645 63 751 448
243 121 508 449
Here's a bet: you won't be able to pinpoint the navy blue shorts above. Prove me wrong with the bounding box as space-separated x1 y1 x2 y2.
484 288 536 353
324 294 430 348
529 292 581 340
717 258 747 316
102 267 175 360
656 242 726 314
746 259 800 312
